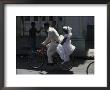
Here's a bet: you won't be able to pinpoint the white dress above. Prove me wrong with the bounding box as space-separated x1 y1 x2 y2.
57 33 75 62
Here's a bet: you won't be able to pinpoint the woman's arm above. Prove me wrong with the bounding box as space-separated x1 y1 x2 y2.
61 37 67 45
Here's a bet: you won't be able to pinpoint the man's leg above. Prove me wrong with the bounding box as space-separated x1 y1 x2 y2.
33 39 36 52
47 49 55 63
47 43 58 64
31 39 34 52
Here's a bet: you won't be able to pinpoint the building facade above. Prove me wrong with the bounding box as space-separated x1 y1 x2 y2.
16 16 94 57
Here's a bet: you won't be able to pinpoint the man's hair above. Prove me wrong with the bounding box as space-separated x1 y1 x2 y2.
44 22 49 28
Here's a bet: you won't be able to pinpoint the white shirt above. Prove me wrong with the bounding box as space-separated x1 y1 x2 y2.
42 27 60 45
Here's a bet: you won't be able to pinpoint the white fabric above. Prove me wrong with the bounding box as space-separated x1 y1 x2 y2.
42 27 60 63
59 35 64 43
42 27 60 45
63 26 72 32
47 42 58 63
57 29 75 62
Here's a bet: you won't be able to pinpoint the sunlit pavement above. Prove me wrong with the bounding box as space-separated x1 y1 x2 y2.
16 60 94 74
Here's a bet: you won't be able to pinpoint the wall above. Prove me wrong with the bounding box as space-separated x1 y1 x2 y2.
63 16 94 57
16 16 94 57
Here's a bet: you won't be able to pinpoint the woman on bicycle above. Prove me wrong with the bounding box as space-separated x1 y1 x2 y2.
57 26 75 64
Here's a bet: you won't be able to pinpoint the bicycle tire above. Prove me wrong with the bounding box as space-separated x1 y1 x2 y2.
29 54 45 69
86 61 94 74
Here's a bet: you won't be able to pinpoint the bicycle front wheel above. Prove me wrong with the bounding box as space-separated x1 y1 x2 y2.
30 54 44 69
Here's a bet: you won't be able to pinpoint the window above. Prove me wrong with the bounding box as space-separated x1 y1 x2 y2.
34 16 38 21
42 16 46 21
49 16 53 21
24 16 30 21
59 17 62 21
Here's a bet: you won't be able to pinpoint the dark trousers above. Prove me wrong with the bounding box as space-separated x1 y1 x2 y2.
31 38 36 52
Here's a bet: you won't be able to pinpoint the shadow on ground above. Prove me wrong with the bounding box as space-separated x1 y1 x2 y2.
47 70 73 74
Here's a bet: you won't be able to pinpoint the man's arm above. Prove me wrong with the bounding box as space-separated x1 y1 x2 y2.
42 31 52 45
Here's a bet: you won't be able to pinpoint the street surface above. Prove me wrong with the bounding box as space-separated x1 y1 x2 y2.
16 60 94 74
16 37 94 74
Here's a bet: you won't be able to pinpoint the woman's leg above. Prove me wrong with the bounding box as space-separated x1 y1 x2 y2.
57 44 65 60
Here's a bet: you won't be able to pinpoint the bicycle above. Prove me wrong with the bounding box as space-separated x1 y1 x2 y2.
86 61 94 74
28 45 74 71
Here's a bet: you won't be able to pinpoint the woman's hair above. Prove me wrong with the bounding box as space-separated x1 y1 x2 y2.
63 26 72 35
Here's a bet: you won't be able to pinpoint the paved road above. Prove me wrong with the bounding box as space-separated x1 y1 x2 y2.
16 36 94 74
16 60 94 74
